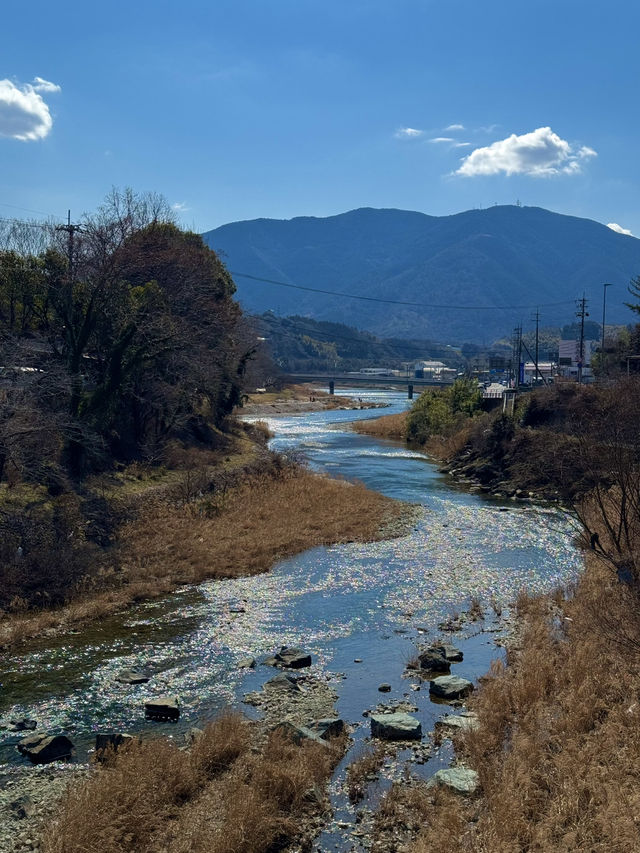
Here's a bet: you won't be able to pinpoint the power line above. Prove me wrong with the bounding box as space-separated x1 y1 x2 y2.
230 270 577 312
0 216 56 230
0 202 62 219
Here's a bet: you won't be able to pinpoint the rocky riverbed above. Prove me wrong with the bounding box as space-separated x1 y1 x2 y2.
0 603 521 853
0 390 580 852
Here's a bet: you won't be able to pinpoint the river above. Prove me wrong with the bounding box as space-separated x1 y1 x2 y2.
0 389 581 826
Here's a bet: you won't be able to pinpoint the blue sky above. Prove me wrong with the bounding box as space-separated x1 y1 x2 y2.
2 0 639 238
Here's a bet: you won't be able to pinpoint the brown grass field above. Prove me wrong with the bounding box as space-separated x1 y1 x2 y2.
42 712 341 853
120 465 405 585
351 411 408 440
1 464 406 648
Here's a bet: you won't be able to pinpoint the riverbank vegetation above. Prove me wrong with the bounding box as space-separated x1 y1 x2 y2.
352 376 640 851
43 713 342 853
351 377 482 451
0 191 409 647
387 378 640 851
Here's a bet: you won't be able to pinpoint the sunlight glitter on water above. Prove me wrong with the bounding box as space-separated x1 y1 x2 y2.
1 392 582 766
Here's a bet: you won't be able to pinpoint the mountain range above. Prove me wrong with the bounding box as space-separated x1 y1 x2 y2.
202 205 640 343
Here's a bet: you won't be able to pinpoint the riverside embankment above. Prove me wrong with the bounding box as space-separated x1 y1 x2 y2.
0 389 582 853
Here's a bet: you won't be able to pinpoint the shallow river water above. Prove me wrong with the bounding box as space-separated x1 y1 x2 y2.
0 389 582 840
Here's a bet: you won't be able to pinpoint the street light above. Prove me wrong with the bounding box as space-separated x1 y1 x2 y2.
601 283 612 375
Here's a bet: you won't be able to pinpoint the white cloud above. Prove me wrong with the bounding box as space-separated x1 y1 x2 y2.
0 77 60 141
395 127 423 138
172 201 190 212
453 142 471 148
429 136 455 144
32 77 61 94
455 127 597 177
607 222 633 236
445 123 465 131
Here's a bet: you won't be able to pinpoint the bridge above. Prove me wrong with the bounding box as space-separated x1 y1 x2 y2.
282 372 455 398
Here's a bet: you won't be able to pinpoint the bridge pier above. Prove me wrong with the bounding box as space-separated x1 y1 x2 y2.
408 384 414 400
329 380 335 395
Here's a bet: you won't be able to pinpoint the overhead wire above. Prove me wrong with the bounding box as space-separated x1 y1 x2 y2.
0 202 63 220
230 270 577 312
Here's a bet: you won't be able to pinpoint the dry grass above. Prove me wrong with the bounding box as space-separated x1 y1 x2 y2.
42 715 339 853
370 781 463 851
120 467 405 584
351 411 408 440
406 547 640 853
346 743 388 802
468 596 484 621
1 465 405 648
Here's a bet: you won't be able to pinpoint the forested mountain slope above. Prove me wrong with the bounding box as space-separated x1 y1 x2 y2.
203 205 640 342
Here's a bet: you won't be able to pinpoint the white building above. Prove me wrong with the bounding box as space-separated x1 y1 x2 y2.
557 339 598 380
414 360 456 381
522 361 555 384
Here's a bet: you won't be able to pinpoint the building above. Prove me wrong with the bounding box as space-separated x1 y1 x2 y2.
414 360 457 382
522 361 555 384
557 339 598 380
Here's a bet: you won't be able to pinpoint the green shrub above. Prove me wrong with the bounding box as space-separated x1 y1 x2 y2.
406 379 482 445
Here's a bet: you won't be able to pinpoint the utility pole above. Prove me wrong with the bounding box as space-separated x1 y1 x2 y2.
601 283 612 377
576 294 589 384
531 307 541 385
511 324 523 388
55 210 83 281
55 210 83 316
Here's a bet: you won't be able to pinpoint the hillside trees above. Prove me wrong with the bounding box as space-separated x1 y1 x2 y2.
0 190 254 479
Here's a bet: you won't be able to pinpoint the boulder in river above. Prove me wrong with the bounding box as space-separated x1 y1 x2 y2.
429 676 474 701
418 649 450 673
18 733 74 764
237 657 256 669
370 713 422 741
434 643 464 662
428 766 479 795
95 733 135 757
145 697 180 721
274 646 312 669
264 673 303 693
272 721 330 748
435 712 479 734
308 718 345 740
378 683 392 692
17 732 47 754
7 718 37 733
115 669 151 685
